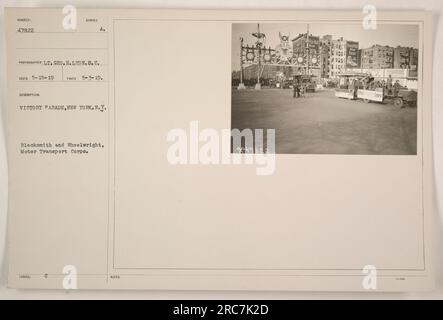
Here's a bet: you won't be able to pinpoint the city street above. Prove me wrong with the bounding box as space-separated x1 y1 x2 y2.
231 88 417 155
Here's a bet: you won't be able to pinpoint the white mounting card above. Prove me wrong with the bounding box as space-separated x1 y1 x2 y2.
5 8 435 291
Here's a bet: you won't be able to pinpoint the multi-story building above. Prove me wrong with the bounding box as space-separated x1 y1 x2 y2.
360 44 394 69
328 37 346 78
318 36 360 78
409 48 419 77
291 33 321 72
320 35 332 78
357 49 362 68
393 46 419 70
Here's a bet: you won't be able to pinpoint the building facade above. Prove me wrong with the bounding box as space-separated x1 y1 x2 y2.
292 33 321 72
393 46 419 70
319 37 360 78
329 38 346 77
320 35 332 78
360 45 394 69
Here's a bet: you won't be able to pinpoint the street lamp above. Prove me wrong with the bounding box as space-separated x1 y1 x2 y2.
237 37 246 90
252 24 266 90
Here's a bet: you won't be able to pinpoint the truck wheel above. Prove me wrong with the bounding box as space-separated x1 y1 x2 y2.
394 97 404 109
363 99 370 103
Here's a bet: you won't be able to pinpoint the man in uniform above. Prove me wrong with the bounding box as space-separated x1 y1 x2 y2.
387 74 393 95
293 78 299 98
393 80 401 97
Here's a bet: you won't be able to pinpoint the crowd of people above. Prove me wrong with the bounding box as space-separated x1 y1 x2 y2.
346 74 403 97
292 80 306 98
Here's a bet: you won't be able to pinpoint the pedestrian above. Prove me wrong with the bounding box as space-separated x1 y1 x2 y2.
293 79 300 98
353 78 359 98
293 81 298 98
300 84 306 98
387 74 393 95
393 80 401 97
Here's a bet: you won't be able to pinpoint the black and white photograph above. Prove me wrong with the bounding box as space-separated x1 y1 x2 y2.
1 5 438 298
231 23 420 155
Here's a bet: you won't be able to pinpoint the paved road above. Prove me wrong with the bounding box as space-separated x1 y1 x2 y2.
231 88 417 155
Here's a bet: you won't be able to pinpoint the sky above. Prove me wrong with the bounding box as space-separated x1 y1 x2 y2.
231 23 419 70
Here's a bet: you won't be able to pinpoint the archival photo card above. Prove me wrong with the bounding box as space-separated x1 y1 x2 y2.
4 8 433 292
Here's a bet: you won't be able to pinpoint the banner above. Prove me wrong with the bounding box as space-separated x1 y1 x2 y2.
357 88 384 102
346 41 359 68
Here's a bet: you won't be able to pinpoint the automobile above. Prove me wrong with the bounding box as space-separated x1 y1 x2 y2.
334 73 369 99
357 77 417 108
293 74 317 92
282 79 293 89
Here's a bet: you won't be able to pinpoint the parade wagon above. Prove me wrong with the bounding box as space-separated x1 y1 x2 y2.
357 77 418 108
358 87 417 108
334 73 368 100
